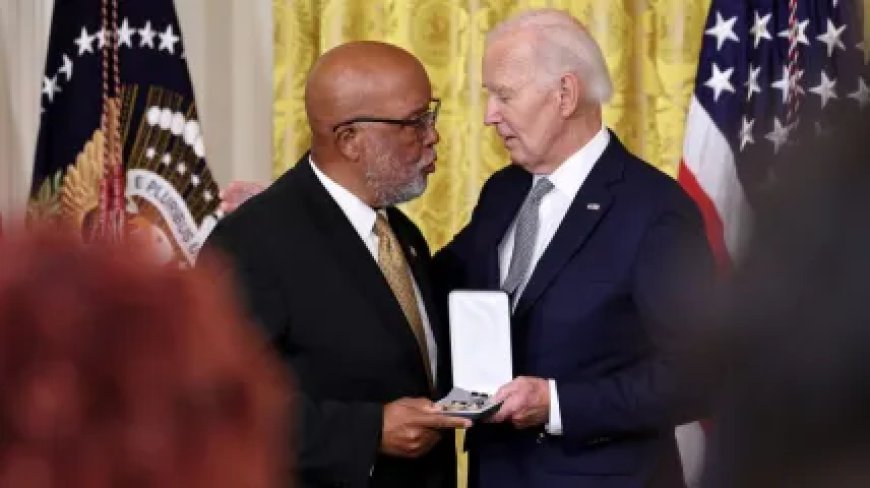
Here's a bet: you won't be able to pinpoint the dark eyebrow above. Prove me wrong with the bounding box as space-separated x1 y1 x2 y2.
485 84 513 97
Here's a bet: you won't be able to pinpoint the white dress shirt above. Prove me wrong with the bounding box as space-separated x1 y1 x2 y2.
310 158 438 385
498 125 610 435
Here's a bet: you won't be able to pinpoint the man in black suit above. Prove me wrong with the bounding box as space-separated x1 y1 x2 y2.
203 41 469 488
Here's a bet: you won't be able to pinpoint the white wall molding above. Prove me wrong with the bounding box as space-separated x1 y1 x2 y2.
0 0 53 223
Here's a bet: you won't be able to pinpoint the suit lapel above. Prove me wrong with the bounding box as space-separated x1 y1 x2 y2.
513 136 625 318
293 158 428 380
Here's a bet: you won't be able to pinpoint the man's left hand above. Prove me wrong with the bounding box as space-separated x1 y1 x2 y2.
488 376 550 429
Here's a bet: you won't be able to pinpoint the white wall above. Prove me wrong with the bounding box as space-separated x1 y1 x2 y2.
175 0 273 187
0 0 272 224
0 0 53 224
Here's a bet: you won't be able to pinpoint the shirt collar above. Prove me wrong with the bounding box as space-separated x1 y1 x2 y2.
535 124 610 200
309 155 377 241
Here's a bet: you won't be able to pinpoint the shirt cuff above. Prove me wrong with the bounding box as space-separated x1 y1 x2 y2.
545 379 563 435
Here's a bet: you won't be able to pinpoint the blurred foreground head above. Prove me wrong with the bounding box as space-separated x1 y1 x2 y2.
0 230 289 487
708 110 870 487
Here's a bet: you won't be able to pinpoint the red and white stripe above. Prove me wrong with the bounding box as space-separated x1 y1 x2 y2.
675 95 754 487
677 96 751 268
675 4 803 483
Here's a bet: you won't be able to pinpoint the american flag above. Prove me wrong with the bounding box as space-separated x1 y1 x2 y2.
674 2 867 483
678 0 868 267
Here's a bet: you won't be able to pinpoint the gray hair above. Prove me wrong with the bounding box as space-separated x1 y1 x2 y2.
486 9 613 104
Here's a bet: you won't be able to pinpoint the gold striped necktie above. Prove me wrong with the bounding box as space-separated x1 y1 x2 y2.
374 211 434 391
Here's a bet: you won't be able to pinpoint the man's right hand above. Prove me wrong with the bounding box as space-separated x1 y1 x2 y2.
380 397 471 458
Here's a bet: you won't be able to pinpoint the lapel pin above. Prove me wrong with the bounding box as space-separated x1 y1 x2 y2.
586 203 601 211
409 246 417 258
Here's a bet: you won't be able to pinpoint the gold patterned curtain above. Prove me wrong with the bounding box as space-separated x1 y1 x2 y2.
274 0 712 251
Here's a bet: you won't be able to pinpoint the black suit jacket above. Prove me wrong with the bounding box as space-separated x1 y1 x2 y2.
204 156 455 488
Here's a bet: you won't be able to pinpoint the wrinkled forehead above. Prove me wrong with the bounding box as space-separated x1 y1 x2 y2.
482 35 537 90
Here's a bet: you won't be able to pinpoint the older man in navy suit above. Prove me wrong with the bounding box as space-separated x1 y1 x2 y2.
435 9 714 488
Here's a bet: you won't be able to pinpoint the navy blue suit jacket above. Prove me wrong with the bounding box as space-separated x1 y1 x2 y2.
435 133 713 488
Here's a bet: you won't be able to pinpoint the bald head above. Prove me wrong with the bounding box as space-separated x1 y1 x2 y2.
304 41 432 139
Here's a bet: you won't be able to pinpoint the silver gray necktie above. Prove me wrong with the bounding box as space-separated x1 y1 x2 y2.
502 178 555 298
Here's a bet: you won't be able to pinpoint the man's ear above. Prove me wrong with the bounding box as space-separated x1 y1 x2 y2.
558 72 582 118
335 126 362 160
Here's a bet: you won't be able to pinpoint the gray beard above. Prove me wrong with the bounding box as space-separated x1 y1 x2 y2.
364 144 428 207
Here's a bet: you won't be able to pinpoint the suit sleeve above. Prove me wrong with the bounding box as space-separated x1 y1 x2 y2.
432 175 493 297
202 221 385 487
433 228 472 297
296 396 384 485
555 187 716 443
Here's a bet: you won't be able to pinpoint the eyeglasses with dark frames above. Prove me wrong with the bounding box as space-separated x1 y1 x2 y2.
332 98 441 134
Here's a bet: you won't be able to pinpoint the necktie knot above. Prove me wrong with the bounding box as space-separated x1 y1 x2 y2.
373 211 391 239
529 177 555 203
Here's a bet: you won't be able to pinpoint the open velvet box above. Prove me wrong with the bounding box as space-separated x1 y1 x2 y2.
436 291 512 420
